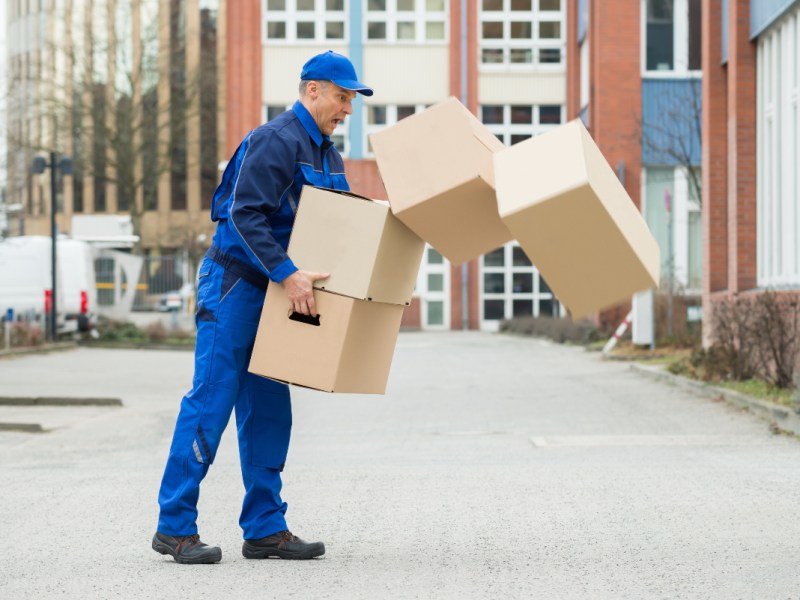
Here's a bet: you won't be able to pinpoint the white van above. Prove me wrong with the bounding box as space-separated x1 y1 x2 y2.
0 236 97 335
58 238 98 333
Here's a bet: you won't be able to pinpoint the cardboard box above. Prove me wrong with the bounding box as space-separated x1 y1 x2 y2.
288 186 425 306
494 119 660 319
369 97 513 265
248 284 404 394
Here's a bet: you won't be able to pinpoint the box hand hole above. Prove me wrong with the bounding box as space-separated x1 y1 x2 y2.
288 311 321 326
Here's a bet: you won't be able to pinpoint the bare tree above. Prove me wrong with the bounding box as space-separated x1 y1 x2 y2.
637 78 703 204
4 1 211 249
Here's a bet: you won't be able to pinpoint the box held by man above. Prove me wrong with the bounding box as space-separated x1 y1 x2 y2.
287 186 425 306
249 284 404 394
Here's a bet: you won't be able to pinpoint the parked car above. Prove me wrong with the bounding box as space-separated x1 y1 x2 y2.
158 282 195 313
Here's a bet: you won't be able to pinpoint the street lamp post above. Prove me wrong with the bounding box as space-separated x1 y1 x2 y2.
31 152 72 342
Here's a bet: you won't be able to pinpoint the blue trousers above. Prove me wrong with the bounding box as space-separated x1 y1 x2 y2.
156 256 292 540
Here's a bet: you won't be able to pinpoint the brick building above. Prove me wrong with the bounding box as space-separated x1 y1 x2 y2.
258 0 568 330
4 0 225 254
702 0 800 339
566 0 704 335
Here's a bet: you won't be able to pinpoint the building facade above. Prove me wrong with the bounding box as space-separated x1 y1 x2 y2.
260 0 567 330
702 0 800 336
4 0 225 256
566 0 704 334
5 0 568 329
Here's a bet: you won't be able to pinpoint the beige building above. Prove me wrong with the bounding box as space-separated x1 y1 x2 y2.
4 0 225 257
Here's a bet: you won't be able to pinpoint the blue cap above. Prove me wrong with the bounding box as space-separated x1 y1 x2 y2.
300 50 374 97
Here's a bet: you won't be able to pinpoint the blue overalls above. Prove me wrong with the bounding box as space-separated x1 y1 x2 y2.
156 101 349 540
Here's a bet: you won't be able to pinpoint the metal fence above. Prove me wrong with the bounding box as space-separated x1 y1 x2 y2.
125 253 194 311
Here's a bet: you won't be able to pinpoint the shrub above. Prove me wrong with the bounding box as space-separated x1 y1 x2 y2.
699 291 800 389
748 292 800 389
170 328 192 341
95 317 146 342
8 322 44 348
144 321 168 343
500 316 600 345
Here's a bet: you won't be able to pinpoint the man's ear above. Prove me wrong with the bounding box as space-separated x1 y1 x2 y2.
307 81 320 99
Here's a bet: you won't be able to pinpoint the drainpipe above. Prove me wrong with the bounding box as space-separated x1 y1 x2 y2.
460 0 469 330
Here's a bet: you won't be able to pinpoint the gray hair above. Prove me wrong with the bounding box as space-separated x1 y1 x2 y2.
299 79 330 97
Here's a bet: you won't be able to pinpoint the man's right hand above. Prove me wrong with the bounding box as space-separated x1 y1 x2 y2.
281 270 330 317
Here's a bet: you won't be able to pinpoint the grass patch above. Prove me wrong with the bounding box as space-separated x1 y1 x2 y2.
716 379 795 407
95 317 195 346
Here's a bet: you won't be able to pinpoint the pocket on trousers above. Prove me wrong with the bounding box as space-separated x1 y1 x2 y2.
195 258 216 321
219 269 241 303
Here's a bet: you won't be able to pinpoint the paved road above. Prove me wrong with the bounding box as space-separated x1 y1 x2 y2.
1 332 799 599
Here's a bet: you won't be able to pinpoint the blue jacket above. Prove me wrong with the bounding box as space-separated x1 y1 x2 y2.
210 101 350 283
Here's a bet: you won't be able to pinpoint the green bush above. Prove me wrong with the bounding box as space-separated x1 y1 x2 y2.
95 317 146 342
94 316 195 345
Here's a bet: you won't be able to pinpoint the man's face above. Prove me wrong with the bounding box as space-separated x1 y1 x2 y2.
307 82 356 137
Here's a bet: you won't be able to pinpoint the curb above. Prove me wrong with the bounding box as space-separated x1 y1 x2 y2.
0 422 46 433
78 341 195 352
0 342 78 359
630 362 800 436
0 396 123 407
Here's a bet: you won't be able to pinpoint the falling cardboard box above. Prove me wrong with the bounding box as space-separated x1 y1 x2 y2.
369 97 513 265
248 187 425 394
494 119 661 319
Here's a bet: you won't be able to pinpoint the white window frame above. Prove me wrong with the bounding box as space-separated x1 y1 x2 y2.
641 166 702 293
416 244 451 330
478 0 565 69
264 102 350 157
640 0 702 78
479 242 563 332
263 0 348 44
480 103 564 146
757 7 800 288
364 0 448 44
579 37 589 110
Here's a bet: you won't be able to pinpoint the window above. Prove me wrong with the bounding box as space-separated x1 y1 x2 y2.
579 37 589 113
480 103 563 145
480 242 561 329
415 245 450 329
644 0 701 73
365 0 447 43
364 103 426 155
757 7 800 287
643 167 702 291
265 103 350 156
479 0 565 66
264 0 346 43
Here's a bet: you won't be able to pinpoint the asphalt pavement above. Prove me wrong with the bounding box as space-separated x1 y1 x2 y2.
1 332 799 599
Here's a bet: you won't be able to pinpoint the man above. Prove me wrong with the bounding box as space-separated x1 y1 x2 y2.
152 51 373 564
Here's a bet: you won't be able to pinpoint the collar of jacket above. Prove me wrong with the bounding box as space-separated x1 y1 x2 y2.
292 100 329 148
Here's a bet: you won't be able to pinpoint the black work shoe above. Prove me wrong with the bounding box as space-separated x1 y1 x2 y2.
152 532 222 564
242 530 325 560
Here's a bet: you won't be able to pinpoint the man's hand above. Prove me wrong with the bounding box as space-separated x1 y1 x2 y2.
282 270 330 316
